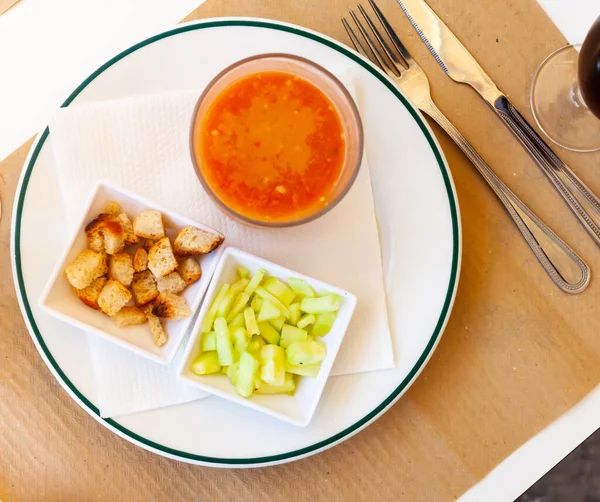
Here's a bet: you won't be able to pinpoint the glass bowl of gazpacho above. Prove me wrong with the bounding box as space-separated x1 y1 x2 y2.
190 54 363 227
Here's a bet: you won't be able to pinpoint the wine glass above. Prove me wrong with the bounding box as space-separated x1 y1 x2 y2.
530 16 600 152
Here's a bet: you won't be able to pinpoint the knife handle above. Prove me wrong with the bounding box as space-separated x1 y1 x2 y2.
424 100 590 293
493 95 600 247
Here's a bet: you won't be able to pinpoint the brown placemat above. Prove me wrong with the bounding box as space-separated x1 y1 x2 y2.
2 0 600 500
0 0 20 16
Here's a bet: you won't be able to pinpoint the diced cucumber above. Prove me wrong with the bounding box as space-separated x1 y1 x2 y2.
247 334 266 354
228 312 245 329
201 283 230 332
257 300 281 321
230 278 250 295
297 314 316 329
232 327 249 359
190 351 221 375
238 266 250 278
227 361 239 385
319 290 343 309
201 331 217 351
255 286 290 318
226 292 251 322
258 321 280 345
251 296 263 313
236 351 259 397
244 269 266 296
264 277 295 306
214 317 234 366
255 373 296 395
244 307 260 336
217 288 236 317
307 335 315 341
289 303 301 325
286 340 327 366
300 295 340 314
288 277 316 298
286 362 321 377
280 324 308 348
221 366 228 375
260 344 286 386
269 316 286 332
313 312 337 336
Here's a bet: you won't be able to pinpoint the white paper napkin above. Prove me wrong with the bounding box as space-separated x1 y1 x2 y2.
49 84 394 418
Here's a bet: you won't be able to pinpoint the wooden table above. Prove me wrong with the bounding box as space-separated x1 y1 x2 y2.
1 0 600 500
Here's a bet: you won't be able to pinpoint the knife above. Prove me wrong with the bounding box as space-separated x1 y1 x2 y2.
397 0 600 248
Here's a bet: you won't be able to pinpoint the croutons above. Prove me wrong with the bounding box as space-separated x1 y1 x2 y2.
65 249 108 289
118 213 140 245
173 226 223 256
156 271 186 295
85 214 125 255
105 201 122 215
144 305 168 347
148 237 178 278
133 210 165 239
74 276 107 310
131 270 159 305
98 279 132 316
143 238 157 251
152 292 191 320
108 252 135 286
178 257 202 285
112 306 147 327
133 247 148 272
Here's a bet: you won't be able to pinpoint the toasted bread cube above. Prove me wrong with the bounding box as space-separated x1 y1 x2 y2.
133 210 165 239
105 201 122 215
85 213 125 255
143 238 157 251
98 279 132 316
108 252 135 286
131 270 159 305
178 257 202 285
87 229 105 253
152 292 191 320
74 276 107 310
146 309 168 347
148 237 178 278
118 213 140 245
133 247 148 272
173 226 223 256
65 250 108 289
112 306 147 327
156 271 186 295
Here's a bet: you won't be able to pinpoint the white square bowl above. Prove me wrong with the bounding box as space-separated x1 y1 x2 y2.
178 247 357 427
39 180 225 364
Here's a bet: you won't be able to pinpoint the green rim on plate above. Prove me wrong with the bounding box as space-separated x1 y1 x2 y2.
12 18 460 465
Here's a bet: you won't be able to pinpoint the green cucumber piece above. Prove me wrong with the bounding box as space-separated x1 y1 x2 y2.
289 303 301 325
255 286 290 318
255 373 296 395
264 277 295 306
247 334 266 354
201 331 217 351
238 266 250 278
201 283 230 332
230 278 250 295
257 299 282 321
214 317 234 366
269 316 286 332
280 324 308 348
260 344 286 386
227 361 239 385
313 312 337 336
300 295 340 314
258 321 280 345
285 340 327 366
226 292 251 322
217 288 236 317
285 362 321 377
297 314 316 329
236 351 259 397
228 312 245 329
244 269 266 296
231 327 249 359
244 307 260 336
251 296 263 313
190 351 221 375
288 277 316 298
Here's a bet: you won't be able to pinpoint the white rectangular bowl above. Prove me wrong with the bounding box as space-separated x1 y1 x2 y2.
39 180 225 364
178 247 357 427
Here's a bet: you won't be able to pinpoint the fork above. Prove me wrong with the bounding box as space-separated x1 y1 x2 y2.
342 0 590 293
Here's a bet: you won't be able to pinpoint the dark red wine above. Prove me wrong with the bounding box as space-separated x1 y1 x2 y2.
578 16 600 119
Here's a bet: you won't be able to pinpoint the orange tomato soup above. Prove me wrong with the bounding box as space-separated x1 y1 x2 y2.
196 71 345 222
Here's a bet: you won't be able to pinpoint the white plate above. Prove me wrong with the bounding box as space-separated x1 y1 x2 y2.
39 180 225 364
11 18 461 466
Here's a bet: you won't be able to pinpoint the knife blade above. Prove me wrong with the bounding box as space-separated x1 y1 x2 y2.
397 0 600 248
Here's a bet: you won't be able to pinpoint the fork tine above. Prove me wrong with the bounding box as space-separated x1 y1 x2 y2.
356 4 407 72
348 9 400 78
342 17 371 60
367 0 414 65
